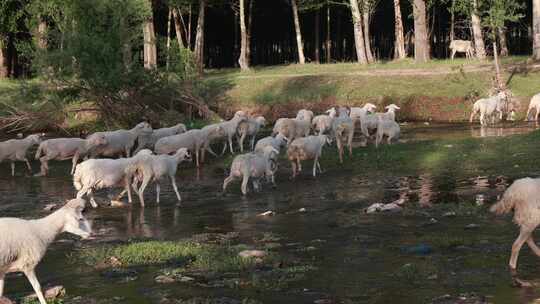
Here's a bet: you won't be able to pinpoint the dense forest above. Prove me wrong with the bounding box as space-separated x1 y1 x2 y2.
1 0 539 77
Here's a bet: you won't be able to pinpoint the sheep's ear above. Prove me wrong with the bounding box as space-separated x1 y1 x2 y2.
65 198 86 209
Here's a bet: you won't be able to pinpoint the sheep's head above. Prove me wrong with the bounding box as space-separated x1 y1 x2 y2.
176 123 188 134
364 103 377 113
233 110 248 119
256 116 267 127
336 106 350 118
28 133 44 144
175 147 192 162
135 149 153 156
134 122 153 134
87 133 108 147
385 104 401 112
61 198 92 239
326 108 337 118
322 135 333 145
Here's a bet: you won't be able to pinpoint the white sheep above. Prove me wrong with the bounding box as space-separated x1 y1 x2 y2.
375 117 401 147
155 125 223 167
359 104 400 138
287 135 332 178
237 116 267 152
91 122 152 158
222 146 279 195
331 108 355 163
34 133 108 176
0 198 91 304
272 118 311 143
349 103 377 124
311 115 334 135
490 177 540 286
0 134 42 176
217 114 248 155
73 150 151 208
296 109 314 122
469 92 508 125
525 93 540 122
254 133 289 154
135 123 187 153
131 148 192 206
449 40 474 59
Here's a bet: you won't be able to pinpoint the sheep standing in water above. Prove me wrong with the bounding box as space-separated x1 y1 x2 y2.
525 93 540 122
135 123 187 153
490 177 540 286
287 135 332 178
0 198 91 304
469 92 508 125
0 134 42 176
223 146 279 195
331 107 355 163
34 133 108 176
375 117 401 147
237 116 266 152
311 114 334 135
254 133 289 154
91 122 152 158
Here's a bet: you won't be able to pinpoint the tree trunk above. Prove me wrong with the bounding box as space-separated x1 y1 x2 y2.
37 18 47 50
533 0 540 60
247 0 254 65
362 0 374 63
450 0 455 41
412 0 429 63
142 2 157 70
0 39 8 78
194 0 206 72
188 5 193 50
326 2 331 63
498 27 509 57
172 8 187 49
393 0 406 59
349 0 368 64
290 0 306 64
471 0 486 59
315 9 320 63
166 8 172 71
493 41 503 89
238 0 250 70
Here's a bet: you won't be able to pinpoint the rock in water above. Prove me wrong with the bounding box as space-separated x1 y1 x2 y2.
25 285 65 301
258 211 275 217
238 250 266 258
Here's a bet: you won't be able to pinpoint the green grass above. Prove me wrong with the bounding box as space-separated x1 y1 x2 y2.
79 241 260 273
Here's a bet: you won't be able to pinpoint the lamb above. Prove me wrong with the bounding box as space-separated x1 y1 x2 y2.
489 177 540 286
254 133 289 154
469 92 508 125
237 116 267 152
296 109 314 122
34 133 108 176
0 134 42 176
91 122 152 158
375 116 401 147
449 40 474 60
0 198 91 304
311 115 334 135
155 125 223 167
331 108 355 163
131 148 192 206
73 150 151 208
135 123 187 153
525 93 540 122
222 146 279 195
287 135 332 178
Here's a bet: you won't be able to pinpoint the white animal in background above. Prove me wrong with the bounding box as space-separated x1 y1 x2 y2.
311 114 334 135
0 198 91 304
349 103 377 124
254 133 289 154
131 148 192 206
34 133 108 176
449 40 474 60
0 134 42 176
91 122 152 158
135 123 187 153
287 135 332 178
469 92 509 125
272 118 311 143
237 116 267 152
490 177 540 286
525 93 540 122
223 146 279 195
379 104 401 121
73 150 151 207
375 117 401 147
296 109 314 122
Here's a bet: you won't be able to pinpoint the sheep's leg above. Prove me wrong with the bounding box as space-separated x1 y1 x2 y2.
239 134 246 153
24 270 47 304
312 156 318 177
509 229 531 271
10 162 15 177
206 145 218 157
220 142 227 156
229 136 235 154
535 108 540 122
37 156 51 176
297 157 302 172
526 236 540 257
241 173 249 195
71 153 80 175
223 175 235 192
170 175 182 203
451 49 456 60
252 180 260 192
137 176 151 207
348 132 354 157
156 182 161 203
250 136 256 151
24 158 32 173
195 149 200 167
291 161 297 179
0 273 4 296
88 190 98 208
525 108 532 121
479 112 485 126
125 177 133 204
316 159 323 173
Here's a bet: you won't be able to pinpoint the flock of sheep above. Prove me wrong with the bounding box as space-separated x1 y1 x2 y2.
3 90 540 302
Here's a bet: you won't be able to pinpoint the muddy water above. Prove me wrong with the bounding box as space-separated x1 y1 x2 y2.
2 123 540 304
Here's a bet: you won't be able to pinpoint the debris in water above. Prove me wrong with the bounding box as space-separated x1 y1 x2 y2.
258 211 275 216
465 224 480 230
25 285 65 301
298 208 307 212
43 204 58 211
110 200 129 208
443 211 456 217
365 202 403 214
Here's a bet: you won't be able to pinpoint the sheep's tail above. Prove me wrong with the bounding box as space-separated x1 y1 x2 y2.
73 165 83 191
490 189 517 215
35 143 44 160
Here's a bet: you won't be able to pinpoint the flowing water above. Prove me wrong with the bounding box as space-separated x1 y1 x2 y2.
2 122 540 304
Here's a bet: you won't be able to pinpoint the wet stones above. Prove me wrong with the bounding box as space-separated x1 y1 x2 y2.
24 285 65 301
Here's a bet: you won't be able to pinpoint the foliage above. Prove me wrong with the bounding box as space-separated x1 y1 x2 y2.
478 0 524 40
